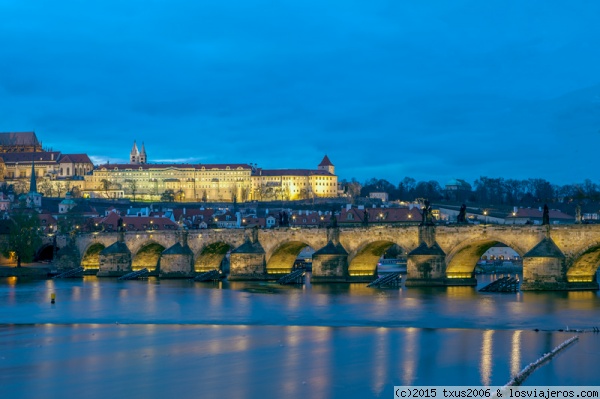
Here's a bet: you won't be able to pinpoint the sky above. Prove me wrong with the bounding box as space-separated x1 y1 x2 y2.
1 1 599 186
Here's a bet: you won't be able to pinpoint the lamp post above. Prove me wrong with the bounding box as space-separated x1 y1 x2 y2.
483 210 488 225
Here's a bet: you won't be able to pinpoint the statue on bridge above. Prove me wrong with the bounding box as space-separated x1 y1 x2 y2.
117 217 124 232
362 209 369 227
457 204 467 224
279 211 289 227
420 200 435 226
542 204 550 225
330 212 338 228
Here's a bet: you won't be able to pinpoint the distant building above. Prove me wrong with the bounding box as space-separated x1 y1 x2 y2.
369 192 389 202
444 178 472 201
505 207 575 225
480 243 521 261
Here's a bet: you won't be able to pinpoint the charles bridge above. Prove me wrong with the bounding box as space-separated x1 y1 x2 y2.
43 223 600 291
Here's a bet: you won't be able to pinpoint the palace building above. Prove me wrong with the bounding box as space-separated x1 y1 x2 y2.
82 142 338 202
251 156 337 201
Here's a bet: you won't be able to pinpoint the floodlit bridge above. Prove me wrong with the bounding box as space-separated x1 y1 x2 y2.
41 224 600 290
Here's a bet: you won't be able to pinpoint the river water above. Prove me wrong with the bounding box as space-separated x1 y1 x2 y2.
1 274 599 399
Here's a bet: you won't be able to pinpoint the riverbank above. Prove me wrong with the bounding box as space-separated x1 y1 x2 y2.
0 265 51 279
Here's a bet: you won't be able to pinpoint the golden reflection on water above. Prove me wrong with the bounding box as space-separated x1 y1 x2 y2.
566 290 598 310
480 329 494 386
445 286 477 299
401 327 418 386
348 283 376 296
510 330 522 377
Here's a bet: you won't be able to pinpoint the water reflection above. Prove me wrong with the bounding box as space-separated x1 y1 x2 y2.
510 330 522 377
480 329 494 385
372 328 389 395
401 327 418 386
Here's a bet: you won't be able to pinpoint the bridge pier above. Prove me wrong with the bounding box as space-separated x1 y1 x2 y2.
405 243 450 286
229 228 268 280
160 231 194 278
312 227 355 283
54 234 81 271
521 236 598 290
97 232 132 277
405 225 475 287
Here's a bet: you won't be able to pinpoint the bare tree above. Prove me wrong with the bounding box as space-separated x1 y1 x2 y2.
125 179 138 203
38 179 54 197
55 182 65 198
100 179 111 199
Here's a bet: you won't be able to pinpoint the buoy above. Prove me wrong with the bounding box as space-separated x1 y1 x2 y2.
50 293 56 304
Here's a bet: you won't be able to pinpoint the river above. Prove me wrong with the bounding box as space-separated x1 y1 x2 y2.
1 274 599 398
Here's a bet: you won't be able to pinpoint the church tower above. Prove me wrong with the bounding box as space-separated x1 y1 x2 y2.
139 142 147 164
318 155 335 175
130 141 140 164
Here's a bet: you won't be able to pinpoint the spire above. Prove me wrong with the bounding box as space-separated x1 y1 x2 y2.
131 140 139 155
140 142 147 164
30 148 37 193
130 140 140 164
318 155 334 167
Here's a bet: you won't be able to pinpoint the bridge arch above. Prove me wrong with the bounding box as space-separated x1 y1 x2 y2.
195 241 233 272
348 240 407 277
446 239 525 278
567 243 600 283
132 241 166 272
81 243 106 270
266 240 314 274
35 243 55 262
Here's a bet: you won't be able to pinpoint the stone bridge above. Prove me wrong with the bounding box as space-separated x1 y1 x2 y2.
44 224 600 290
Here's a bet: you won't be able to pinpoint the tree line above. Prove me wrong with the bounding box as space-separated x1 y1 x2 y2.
341 177 600 206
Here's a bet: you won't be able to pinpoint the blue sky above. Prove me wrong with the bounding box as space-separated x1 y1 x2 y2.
1 1 599 185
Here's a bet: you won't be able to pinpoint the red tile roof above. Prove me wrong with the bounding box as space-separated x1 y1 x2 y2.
93 212 179 231
172 208 215 220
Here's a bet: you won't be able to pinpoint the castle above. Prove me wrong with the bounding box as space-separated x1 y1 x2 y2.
82 141 338 202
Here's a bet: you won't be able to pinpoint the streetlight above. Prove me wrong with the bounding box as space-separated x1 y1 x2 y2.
483 210 488 225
